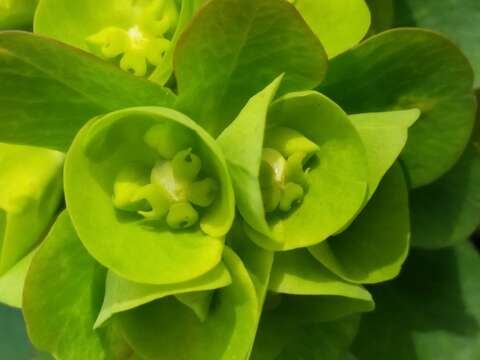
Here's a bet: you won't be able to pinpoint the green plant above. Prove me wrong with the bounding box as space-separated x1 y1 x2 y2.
0 0 479 359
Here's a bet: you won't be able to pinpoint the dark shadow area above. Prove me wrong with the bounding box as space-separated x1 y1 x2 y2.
353 245 480 359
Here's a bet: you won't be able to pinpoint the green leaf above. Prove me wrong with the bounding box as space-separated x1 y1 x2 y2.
226 219 274 312
243 91 368 251
353 242 480 360
319 28 476 188
291 0 371 58
365 0 394 34
269 249 374 309
0 143 63 275
251 250 373 360
217 76 283 238
0 0 37 30
0 31 176 151
174 0 328 136
394 0 480 86
23 211 132 360
252 314 361 360
65 107 235 285
0 246 37 308
410 119 480 248
94 261 231 328
118 247 259 360
349 109 419 198
309 163 410 284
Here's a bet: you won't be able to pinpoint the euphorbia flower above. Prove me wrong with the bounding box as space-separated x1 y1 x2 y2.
64 107 235 285
34 0 205 83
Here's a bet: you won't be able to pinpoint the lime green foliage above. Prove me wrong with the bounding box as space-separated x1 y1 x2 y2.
0 32 176 151
290 0 371 58
0 143 63 275
0 0 37 29
251 250 373 359
353 242 480 360
350 109 419 198
118 248 258 360
310 164 410 284
23 211 132 360
65 107 234 285
174 0 328 136
320 29 476 188
0 247 38 308
95 261 231 328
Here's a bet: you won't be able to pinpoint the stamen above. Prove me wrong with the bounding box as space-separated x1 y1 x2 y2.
112 139 218 230
279 183 304 212
166 202 199 229
85 0 178 76
172 149 202 181
188 178 218 207
137 184 170 219
264 127 319 158
260 127 318 214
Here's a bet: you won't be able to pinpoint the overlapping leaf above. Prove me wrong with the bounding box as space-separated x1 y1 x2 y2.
309 163 410 284
118 247 258 360
174 0 328 136
23 211 132 360
353 242 480 360
320 28 476 188
291 0 371 58
0 32 175 151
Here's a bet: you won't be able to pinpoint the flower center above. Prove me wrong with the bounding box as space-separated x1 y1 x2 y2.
260 127 319 213
85 0 178 77
111 124 218 230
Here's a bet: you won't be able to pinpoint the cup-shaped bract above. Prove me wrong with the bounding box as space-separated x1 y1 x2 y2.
34 0 191 82
64 107 235 285
0 143 64 276
219 79 369 252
